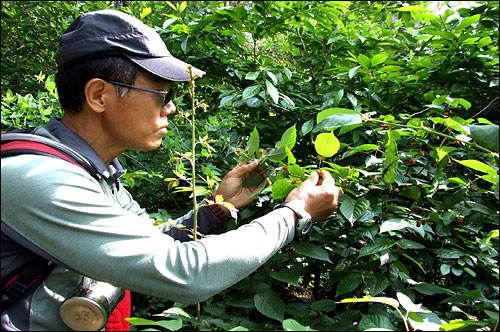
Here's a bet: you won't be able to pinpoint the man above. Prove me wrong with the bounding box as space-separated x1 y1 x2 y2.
1 9 340 331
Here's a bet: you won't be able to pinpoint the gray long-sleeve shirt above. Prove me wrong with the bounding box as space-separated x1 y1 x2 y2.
1 118 295 330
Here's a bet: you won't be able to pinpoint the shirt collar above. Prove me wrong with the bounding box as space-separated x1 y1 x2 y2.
44 117 125 180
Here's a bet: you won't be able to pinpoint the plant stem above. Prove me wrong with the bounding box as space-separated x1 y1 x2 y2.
367 118 498 157
187 66 202 330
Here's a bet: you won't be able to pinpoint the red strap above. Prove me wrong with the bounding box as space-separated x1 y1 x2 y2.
105 290 131 331
1 141 84 170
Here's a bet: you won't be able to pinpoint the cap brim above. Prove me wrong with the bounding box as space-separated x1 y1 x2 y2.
125 54 205 82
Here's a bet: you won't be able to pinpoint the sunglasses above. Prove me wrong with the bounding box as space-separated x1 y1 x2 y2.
107 80 175 105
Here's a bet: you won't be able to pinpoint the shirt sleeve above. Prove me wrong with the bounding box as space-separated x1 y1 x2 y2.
1 155 296 304
116 185 225 241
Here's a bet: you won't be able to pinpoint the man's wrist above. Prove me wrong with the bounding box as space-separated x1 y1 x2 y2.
206 193 232 221
273 200 312 235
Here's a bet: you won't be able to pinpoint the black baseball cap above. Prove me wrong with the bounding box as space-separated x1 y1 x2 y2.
55 9 205 82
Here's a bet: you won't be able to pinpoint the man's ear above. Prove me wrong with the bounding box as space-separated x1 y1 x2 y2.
84 78 111 114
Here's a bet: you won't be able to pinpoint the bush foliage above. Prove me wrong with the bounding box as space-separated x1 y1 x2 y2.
2 1 498 331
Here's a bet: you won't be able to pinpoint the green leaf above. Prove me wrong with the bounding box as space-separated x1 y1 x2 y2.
359 314 397 331
336 273 362 296
254 289 285 322
453 159 497 175
408 311 446 331
470 124 499 152
276 124 297 150
397 292 431 313
301 119 314 136
247 178 268 199
266 71 277 85
339 196 370 226
315 132 340 157
245 127 260 157
284 67 292 80
349 65 361 79
358 54 371 69
440 320 489 331
269 268 301 286
242 85 261 100
311 299 336 312
358 237 396 258
283 319 317 331
288 164 304 177
314 113 362 132
397 239 425 249
140 7 152 20
455 14 481 31
395 5 430 12
181 36 189 53
272 178 295 200
342 144 378 158
292 242 331 262
245 71 260 80
265 80 279 104
413 282 453 295
317 107 360 124
338 296 399 310
371 54 388 67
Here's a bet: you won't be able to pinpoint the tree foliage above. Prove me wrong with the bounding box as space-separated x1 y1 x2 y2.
2 1 499 331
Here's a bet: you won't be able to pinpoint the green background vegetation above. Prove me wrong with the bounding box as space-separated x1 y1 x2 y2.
2 1 499 331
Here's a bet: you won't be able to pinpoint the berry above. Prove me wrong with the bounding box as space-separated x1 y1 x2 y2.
410 138 416 143
372 177 378 183
397 249 403 255
455 140 460 145
259 149 264 155
382 214 389 220
347 146 352 150
484 289 489 295
291 180 296 184
282 165 288 170
317 155 323 160
409 159 416 165
416 221 421 227
444 112 449 116
407 144 411 148
236 148 241 153
457 217 463 224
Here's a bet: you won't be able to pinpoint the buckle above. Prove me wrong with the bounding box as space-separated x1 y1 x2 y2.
5 281 28 298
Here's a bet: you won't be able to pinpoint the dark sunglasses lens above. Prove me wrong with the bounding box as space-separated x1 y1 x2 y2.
164 89 175 105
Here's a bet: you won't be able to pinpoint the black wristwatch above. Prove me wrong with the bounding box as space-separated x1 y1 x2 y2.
274 201 313 235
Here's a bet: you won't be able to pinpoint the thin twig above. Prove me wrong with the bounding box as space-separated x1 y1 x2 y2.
470 96 499 119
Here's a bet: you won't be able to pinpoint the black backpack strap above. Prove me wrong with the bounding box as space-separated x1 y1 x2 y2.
1 131 99 312
1 132 100 179
0 257 55 311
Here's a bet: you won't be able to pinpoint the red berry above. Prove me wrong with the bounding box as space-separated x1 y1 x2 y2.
410 138 416 143
291 180 296 184
317 155 323 160
236 148 241 153
397 249 403 256
382 214 389 220
484 289 489 295
282 165 288 170
444 112 449 116
347 146 352 150
416 221 421 227
259 150 263 155
409 159 416 165
457 217 463 224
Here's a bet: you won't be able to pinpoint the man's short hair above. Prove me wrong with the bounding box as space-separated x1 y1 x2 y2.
55 55 139 113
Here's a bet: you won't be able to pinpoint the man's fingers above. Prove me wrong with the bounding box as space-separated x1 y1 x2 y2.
300 170 320 188
232 159 259 177
318 170 335 186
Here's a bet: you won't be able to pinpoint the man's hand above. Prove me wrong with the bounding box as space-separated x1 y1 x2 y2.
285 170 340 222
215 160 262 209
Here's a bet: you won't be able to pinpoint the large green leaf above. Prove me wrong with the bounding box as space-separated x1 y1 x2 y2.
335 273 362 296
313 113 362 132
269 268 301 286
339 196 370 226
265 80 279 104
245 127 259 157
242 84 261 100
470 124 499 152
358 237 396 258
254 289 285 322
292 242 331 262
316 107 360 124
358 314 397 331
282 319 317 331
314 132 340 157
276 124 297 150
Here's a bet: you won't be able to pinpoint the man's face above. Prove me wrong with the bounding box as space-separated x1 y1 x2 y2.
103 71 175 152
